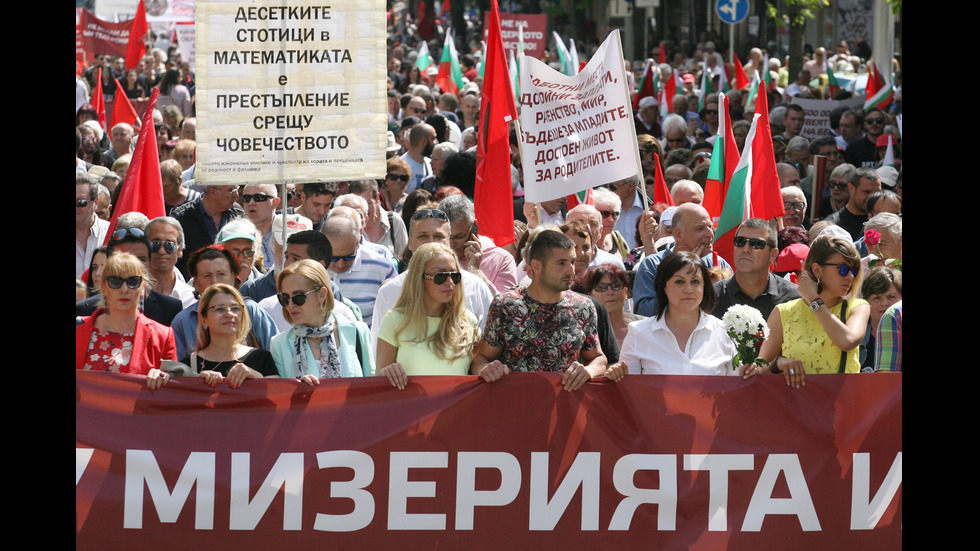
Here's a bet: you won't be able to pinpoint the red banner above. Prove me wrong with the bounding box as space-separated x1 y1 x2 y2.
484 13 548 58
76 372 902 549
79 8 134 61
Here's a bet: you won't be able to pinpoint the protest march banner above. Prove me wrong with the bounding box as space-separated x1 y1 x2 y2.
195 0 387 185
175 22 196 69
519 31 641 203
792 96 865 140
78 9 134 60
484 13 548 58
76 372 902 549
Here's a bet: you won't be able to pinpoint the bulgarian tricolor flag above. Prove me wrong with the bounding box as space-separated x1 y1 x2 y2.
699 61 714 111
569 38 580 75
415 41 434 72
880 135 896 168
435 31 465 95
714 113 762 268
703 93 740 223
508 47 520 106
745 54 770 111
659 69 681 118
566 188 593 209
717 59 731 93
748 79 785 223
826 61 840 98
633 60 657 109
864 62 893 112
552 31 574 75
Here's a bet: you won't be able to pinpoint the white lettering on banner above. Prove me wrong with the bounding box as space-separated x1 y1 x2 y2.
519 31 641 203
77 448 94 485
196 0 386 184
98 449 900 532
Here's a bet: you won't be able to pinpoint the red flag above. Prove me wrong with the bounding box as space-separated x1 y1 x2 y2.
632 61 656 109
659 69 678 118
92 68 109 137
474 0 518 247
659 43 666 64
104 88 166 244
733 53 750 90
652 153 674 207
125 0 148 70
748 81 785 221
111 78 139 127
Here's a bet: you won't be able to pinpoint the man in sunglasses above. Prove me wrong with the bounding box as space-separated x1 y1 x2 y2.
241 183 281 266
145 216 195 308
76 174 110 278
845 108 887 168
75 227 185 326
323 215 396 326
711 218 800 320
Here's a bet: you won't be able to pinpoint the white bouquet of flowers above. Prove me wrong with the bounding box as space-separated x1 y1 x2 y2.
721 305 770 371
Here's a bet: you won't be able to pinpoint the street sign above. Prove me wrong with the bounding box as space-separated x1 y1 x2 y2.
716 0 749 24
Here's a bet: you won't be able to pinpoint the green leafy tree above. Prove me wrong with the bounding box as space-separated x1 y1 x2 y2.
766 0 829 78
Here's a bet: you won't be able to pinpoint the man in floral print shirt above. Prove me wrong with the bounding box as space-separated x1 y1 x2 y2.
471 229 607 391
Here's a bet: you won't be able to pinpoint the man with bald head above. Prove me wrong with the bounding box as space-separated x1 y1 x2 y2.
323 215 396 326
566 204 626 270
664 164 693 189
631 202 731 316
777 162 802 189
401 123 436 192
670 179 704 205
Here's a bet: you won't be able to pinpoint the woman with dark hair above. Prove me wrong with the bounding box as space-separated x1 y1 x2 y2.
121 69 147 99
859 267 902 370
572 264 643 348
84 246 109 296
405 64 430 87
613 251 757 377
156 68 192 116
376 243 479 389
760 235 870 386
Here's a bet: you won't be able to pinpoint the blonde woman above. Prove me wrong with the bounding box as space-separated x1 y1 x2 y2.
270 260 374 385
377 242 479 389
181 284 277 388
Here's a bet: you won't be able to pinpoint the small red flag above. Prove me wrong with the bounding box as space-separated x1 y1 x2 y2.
733 53 750 90
125 0 148 70
659 43 666 64
92 68 109 137
111 78 139 127
652 153 675 207
104 88 166 244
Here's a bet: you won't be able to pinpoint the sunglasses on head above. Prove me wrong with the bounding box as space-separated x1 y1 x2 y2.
76 199 93 208
423 271 461 285
820 262 859 277
242 193 273 203
412 208 448 222
150 240 178 254
733 236 770 250
105 275 143 290
276 287 322 307
387 173 410 182
593 281 626 292
111 227 146 241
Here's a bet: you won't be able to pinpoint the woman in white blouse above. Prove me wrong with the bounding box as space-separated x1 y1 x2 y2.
612 251 762 377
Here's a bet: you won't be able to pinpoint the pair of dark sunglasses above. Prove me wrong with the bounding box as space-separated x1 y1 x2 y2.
423 271 461 285
593 281 626 292
111 227 145 241
76 199 93 208
387 173 410 182
820 263 859 277
733 236 771 250
150 240 178 254
242 193 273 203
277 287 322 307
412 209 448 222
106 275 143 290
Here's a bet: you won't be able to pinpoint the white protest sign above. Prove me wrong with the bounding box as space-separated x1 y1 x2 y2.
196 0 386 185
519 30 640 202
792 96 865 140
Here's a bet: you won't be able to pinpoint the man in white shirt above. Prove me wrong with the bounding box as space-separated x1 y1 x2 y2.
76 174 110 278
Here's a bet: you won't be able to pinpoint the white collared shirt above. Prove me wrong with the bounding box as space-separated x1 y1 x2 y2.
622 311 738 376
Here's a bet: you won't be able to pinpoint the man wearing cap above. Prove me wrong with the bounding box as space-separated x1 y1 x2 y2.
216 218 263 284
634 96 662 138
241 183 281 268
711 218 800 320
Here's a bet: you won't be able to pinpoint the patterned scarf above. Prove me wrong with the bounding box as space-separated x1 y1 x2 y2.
291 315 342 379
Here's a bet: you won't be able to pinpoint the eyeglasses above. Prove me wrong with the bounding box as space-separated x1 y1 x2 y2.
207 304 243 316
411 107 426 114
783 201 805 211
828 180 849 190
76 199 93 208
820 263 859 277
412 208 448 222
733 236 770 250
599 210 620 219
332 253 357 262
277 287 322 307
666 136 688 145
423 271 461 285
226 247 255 258
606 181 632 192
242 193 273 203
111 227 146 242
150 240 178 254
705 109 718 115
387 173 410 182
105 275 143 290
866 118 885 125
593 281 626 292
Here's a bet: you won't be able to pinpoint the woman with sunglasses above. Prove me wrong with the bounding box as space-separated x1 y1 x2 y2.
382 157 411 213
181 284 277 387
75 252 176 390
376 243 479 389
760 235 870 388
270 259 374 386
572 264 643 349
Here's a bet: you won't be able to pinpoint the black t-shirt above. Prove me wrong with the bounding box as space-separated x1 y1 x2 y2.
180 348 278 377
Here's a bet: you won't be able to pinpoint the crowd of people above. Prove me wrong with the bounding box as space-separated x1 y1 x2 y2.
75 13 903 392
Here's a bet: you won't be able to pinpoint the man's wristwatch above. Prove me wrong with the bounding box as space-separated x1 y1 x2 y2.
808 298 825 312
